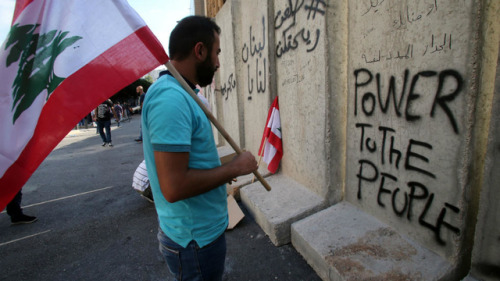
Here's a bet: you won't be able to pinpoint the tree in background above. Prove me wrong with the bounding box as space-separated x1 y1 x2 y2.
143 74 154 84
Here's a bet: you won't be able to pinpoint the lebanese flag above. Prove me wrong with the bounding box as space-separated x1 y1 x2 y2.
0 0 169 210
258 96 283 173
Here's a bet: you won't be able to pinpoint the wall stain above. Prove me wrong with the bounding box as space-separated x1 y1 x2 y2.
325 227 421 280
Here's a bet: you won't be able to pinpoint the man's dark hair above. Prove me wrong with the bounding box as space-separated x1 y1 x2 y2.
169 16 221 61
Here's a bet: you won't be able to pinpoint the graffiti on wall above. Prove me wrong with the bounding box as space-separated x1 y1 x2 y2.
360 0 451 64
352 67 463 246
218 73 236 101
361 32 452 64
274 0 326 59
241 16 267 100
353 68 463 134
360 0 439 29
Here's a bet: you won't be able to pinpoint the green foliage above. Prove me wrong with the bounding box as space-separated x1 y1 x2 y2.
144 74 154 84
6 23 82 124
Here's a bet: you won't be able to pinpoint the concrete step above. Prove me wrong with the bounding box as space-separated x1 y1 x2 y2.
291 201 454 281
240 174 327 246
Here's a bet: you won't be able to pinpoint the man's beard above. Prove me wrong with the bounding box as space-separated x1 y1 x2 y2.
196 56 216 87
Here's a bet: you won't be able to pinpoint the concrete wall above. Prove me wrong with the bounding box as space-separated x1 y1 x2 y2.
469 46 500 280
273 0 330 197
469 1 500 279
212 0 342 199
235 0 275 155
214 1 241 148
210 0 499 279
346 0 480 262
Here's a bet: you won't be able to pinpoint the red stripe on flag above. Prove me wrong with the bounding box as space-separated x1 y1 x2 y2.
0 26 168 210
12 0 35 24
266 131 283 173
258 97 279 156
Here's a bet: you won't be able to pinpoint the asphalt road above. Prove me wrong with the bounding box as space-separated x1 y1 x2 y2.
0 116 320 281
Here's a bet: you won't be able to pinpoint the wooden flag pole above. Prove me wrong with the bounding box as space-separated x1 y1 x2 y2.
165 61 271 191
251 154 263 184
251 137 266 184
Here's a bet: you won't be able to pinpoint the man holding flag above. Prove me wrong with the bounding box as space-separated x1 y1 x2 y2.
142 16 258 280
0 2 256 279
0 0 168 213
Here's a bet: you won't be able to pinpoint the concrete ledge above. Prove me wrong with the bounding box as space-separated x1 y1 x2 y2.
228 170 272 200
240 174 327 246
291 201 453 281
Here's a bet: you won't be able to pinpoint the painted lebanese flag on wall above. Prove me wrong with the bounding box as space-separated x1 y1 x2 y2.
0 0 169 210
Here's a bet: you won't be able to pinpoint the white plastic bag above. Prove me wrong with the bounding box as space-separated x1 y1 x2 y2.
132 160 149 192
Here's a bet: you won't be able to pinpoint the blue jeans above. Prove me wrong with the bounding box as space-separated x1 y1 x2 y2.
97 120 111 143
157 228 226 281
138 115 143 140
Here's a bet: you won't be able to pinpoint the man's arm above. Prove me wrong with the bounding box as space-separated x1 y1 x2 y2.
154 150 257 203
110 106 118 121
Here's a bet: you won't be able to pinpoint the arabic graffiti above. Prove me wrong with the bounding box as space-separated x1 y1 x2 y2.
360 0 439 30
423 33 452 55
275 0 303 31
274 0 326 59
392 0 439 30
219 73 236 101
351 67 464 246
305 0 326 20
276 28 321 58
281 73 305 87
359 0 450 63
361 33 452 64
242 16 266 62
361 0 385 16
362 44 414 64
241 16 267 100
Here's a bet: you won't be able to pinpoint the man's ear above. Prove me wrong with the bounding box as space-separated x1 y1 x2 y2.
194 42 205 60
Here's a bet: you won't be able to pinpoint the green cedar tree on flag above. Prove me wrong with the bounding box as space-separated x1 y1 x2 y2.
0 0 169 210
258 96 283 173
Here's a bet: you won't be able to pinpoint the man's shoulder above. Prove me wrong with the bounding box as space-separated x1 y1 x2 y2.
148 76 188 99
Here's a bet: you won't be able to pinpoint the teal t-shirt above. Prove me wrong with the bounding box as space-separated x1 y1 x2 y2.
142 74 228 248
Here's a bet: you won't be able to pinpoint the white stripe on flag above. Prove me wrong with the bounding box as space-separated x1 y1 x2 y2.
0 0 149 177
0 0 167 210
262 142 277 165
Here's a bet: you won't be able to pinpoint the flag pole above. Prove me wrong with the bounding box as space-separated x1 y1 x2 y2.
165 61 272 192
251 137 266 183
